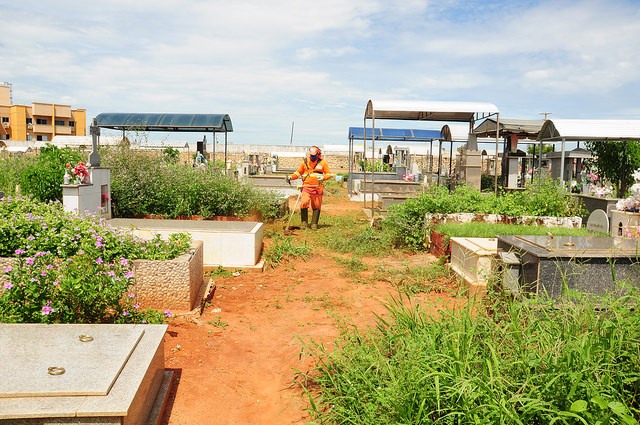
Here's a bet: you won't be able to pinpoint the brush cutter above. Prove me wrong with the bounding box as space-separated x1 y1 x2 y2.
283 178 318 235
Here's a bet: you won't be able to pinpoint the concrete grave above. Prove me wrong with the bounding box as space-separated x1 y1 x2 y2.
449 237 498 296
0 324 169 425
586 209 609 234
497 235 640 299
108 218 264 268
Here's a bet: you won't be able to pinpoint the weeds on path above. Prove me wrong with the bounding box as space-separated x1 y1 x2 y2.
298 290 640 424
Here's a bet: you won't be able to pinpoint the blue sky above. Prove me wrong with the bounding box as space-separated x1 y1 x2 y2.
2 0 639 146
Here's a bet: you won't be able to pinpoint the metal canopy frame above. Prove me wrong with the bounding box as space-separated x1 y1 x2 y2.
363 100 501 217
95 112 233 164
536 119 640 184
347 127 443 195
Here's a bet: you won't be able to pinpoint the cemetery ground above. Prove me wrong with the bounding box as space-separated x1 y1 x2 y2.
161 189 465 425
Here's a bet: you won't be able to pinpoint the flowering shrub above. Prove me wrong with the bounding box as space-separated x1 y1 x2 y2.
0 250 170 324
616 168 640 212
0 196 191 261
0 197 188 324
621 226 640 238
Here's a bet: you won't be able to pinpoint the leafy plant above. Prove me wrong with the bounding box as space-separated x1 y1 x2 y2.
434 222 598 238
19 144 83 202
262 234 310 269
299 289 640 424
1 250 167 324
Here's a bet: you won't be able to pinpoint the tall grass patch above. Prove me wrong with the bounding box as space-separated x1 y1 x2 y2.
300 291 640 424
434 222 599 239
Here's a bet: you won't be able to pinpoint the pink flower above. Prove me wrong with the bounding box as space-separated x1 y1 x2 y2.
164 309 172 318
128 293 135 298
25 257 34 265
133 303 140 309
3 282 13 290
124 272 134 279
95 258 103 264
41 302 55 316
122 311 129 316
4 265 13 273
14 249 26 255
120 258 128 266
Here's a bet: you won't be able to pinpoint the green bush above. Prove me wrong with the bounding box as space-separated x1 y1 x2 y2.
0 145 82 202
101 145 282 220
300 291 640 424
385 177 585 250
0 197 191 324
0 196 191 261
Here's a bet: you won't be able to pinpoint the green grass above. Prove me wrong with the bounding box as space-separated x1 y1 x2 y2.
316 215 396 256
434 222 600 238
374 263 459 294
263 233 310 269
298 289 640 424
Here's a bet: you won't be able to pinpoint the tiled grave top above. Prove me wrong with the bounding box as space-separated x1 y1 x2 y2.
108 218 259 232
0 324 144 398
449 237 497 256
498 235 640 258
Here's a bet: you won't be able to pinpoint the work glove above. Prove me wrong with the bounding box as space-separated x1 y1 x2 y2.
311 173 324 184
285 175 291 183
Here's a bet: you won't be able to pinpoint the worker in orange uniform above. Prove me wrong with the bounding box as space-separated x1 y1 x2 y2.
285 146 332 230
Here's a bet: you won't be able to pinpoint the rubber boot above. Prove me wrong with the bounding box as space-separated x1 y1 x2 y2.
300 208 309 229
311 209 321 230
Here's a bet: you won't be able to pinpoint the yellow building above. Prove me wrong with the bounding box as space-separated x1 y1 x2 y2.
0 85 86 142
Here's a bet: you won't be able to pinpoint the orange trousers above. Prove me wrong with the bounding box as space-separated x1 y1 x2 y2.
300 188 323 210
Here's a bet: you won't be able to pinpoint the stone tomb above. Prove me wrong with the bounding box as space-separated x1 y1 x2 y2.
108 219 264 269
497 235 640 299
0 324 169 424
449 237 498 296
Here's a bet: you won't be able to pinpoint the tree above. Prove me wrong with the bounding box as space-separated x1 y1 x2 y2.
527 144 554 155
585 140 640 197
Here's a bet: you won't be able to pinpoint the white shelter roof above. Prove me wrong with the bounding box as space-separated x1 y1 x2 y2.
365 100 499 122
441 124 470 141
538 119 640 141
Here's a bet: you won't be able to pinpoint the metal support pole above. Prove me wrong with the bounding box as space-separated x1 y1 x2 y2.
212 132 216 166
494 114 500 195
224 132 228 167
560 137 566 184
363 119 367 209
449 141 453 175
437 140 443 185
429 140 433 183
537 138 544 181
348 136 353 195
371 115 376 216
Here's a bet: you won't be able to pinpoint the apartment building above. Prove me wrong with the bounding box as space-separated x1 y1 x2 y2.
0 85 86 142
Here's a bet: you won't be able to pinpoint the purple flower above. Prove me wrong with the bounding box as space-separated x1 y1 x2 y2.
133 303 140 309
41 302 55 316
3 282 13 290
122 311 129 316
27 235 35 241
164 309 172 318
41 271 47 277
120 258 128 266
96 258 103 264
78 250 84 255
25 258 34 265
124 272 134 279
46 264 54 270
141 320 147 324
4 265 13 273
108 271 116 277
14 249 25 255
128 293 135 298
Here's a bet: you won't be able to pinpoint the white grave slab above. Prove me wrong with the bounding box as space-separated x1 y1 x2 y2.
0 326 143 398
450 237 498 296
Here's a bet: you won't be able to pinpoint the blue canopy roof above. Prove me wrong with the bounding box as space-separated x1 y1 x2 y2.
96 113 233 132
348 127 442 141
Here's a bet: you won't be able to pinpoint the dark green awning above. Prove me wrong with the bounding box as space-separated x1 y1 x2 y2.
95 113 233 132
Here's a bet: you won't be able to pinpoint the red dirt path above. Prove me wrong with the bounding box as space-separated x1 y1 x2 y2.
160 193 462 425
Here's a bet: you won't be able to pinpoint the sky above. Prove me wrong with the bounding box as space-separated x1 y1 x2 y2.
2 0 640 146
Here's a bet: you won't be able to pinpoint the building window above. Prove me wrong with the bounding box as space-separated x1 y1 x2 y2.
26 118 32 125
3 135 9 140
55 119 65 126
36 135 49 141
36 118 48 125
26 135 33 141
69 121 75 127
1 117 8 123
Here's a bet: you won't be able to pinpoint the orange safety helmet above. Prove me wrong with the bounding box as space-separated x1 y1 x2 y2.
308 146 322 158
